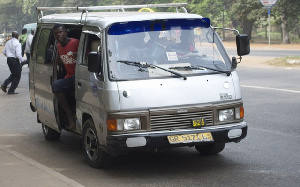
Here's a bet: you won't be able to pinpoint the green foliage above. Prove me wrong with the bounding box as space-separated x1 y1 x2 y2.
273 0 300 32
230 0 265 39
0 0 26 31
0 0 299 43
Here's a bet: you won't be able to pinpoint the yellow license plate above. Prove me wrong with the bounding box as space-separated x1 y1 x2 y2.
167 132 213 144
192 118 206 127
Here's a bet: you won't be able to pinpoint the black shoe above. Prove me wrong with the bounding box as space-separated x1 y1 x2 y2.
1 84 7 93
7 92 18 95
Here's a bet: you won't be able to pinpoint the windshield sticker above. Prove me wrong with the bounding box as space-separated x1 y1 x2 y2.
166 52 178 61
220 93 232 100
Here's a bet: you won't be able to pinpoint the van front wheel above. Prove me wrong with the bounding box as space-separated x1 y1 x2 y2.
195 142 225 155
82 119 111 168
42 123 61 141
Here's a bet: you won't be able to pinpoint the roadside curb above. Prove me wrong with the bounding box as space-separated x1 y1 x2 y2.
0 144 84 187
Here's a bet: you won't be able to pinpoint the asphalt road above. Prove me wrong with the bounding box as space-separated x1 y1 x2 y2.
227 48 300 57
0 50 300 186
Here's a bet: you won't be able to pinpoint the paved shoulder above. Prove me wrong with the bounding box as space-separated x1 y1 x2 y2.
0 144 84 187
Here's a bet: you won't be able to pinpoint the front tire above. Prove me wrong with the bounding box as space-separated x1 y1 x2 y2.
195 142 225 155
42 123 61 141
82 119 111 168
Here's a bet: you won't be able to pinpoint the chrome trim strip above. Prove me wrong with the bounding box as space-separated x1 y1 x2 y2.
37 3 188 12
109 122 247 137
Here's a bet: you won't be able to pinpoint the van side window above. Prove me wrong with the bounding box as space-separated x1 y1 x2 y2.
83 33 100 66
36 28 53 64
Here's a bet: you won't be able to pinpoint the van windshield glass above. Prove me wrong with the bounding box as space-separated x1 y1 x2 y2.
107 19 231 81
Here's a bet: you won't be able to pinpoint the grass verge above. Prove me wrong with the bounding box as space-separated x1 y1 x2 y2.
266 56 300 68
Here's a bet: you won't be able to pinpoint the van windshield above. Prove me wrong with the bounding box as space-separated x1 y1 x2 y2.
107 19 231 80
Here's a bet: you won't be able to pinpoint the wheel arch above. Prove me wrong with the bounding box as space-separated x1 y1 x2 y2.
80 110 106 147
82 112 93 126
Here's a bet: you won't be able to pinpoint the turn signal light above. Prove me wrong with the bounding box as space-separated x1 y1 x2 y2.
240 107 244 119
107 119 118 131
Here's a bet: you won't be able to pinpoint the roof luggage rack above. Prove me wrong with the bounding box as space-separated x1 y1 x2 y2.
36 3 188 24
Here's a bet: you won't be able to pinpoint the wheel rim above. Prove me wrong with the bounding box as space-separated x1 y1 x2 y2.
42 124 48 135
84 127 98 161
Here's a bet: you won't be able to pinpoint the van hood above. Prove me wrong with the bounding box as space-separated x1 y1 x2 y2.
116 72 241 110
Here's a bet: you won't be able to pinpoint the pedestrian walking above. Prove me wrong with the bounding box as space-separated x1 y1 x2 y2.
1 31 22 95
21 29 34 68
19 28 28 57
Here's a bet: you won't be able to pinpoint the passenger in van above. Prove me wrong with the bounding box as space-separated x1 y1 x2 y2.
51 24 79 130
167 30 196 55
180 31 196 52
119 32 147 61
146 31 167 62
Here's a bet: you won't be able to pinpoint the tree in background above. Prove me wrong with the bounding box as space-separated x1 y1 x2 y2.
188 0 233 40
229 0 265 40
0 0 28 32
1 0 300 43
22 0 64 19
273 0 300 44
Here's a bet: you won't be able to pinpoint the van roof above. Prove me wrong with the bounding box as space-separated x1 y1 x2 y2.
38 12 203 29
37 3 204 29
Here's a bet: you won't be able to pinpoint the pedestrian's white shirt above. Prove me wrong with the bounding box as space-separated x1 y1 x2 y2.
3 38 22 62
24 34 34 54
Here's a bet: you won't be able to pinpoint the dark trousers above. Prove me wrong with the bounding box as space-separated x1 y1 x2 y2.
3 57 21 93
26 53 30 66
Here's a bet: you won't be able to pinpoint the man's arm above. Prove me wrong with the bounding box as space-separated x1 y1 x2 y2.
3 46 6 56
16 42 22 62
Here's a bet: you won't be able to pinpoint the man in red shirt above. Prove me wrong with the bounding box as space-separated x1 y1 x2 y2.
52 24 79 130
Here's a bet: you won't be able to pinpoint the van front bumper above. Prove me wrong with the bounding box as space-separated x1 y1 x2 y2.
106 122 247 155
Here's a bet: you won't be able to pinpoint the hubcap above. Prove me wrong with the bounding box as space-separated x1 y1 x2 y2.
42 124 48 135
84 127 98 161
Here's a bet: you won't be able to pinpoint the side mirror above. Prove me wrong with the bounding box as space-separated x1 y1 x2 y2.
236 34 250 56
232 57 237 69
88 51 101 73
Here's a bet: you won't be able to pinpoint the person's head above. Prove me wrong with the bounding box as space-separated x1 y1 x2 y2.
53 24 67 44
180 30 194 44
22 28 27 35
149 31 160 41
12 31 19 39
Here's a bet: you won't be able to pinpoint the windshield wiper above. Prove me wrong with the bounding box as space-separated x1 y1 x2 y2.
117 60 150 69
170 65 231 76
117 60 187 80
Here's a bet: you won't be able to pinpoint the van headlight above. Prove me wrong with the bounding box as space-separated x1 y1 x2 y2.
107 118 141 131
124 118 141 131
218 107 244 122
218 109 234 122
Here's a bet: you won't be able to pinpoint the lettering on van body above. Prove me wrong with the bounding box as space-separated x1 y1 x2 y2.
177 109 187 113
220 93 232 100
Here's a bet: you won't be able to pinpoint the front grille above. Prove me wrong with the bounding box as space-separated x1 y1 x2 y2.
150 110 213 131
